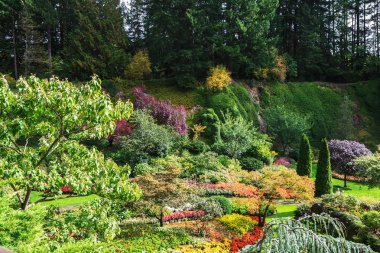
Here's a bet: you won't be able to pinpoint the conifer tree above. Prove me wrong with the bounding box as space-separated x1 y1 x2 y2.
297 134 313 177
315 138 333 197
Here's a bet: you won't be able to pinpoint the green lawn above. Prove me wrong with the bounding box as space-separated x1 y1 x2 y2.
311 165 380 201
268 204 298 221
30 191 99 207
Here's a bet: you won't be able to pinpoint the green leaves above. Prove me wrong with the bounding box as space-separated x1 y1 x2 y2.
0 76 140 209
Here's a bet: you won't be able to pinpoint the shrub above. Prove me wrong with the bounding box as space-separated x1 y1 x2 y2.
206 65 231 90
239 157 264 171
199 108 221 141
231 198 261 215
125 50 152 80
320 193 358 212
181 152 225 178
121 110 177 166
219 214 257 235
295 204 312 218
315 138 333 197
162 210 206 223
107 119 133 144
328 140 372 187
210 196 233 214
270 55 287 82
176 240 231 253
133 86 188 135
354 148 380 184
362 211 380 232
200 182 259 198
184 140 209 155
297 134 313 177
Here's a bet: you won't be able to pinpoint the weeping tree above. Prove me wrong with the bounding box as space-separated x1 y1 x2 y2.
241 214 376 253
0 76 141 210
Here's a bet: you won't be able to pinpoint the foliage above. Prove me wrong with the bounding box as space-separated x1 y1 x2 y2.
201 182 260 198
205 65 231 90
231 197 261 215
131 158 190 226
0 76 141 210
176 240 231 253
191 124 207 140
125 50 152 80
265 105 312 154
107 119 133 145
204 83 258 125
362 211 380 234
46 198 127 243
328 140 372 177
181 152 225 179
183 140 209 155
120 110 177 167
354 147 380 184
219 214 257 235
320 194 358 213
245 137 276 165
241 214 376 253
297 134 313 177
239 157 264 171
209 196 233 214
199 108 221 141
315 138 333 197
162 210 205 223
133 86 188 135
0 195 47 252
270 55 287 82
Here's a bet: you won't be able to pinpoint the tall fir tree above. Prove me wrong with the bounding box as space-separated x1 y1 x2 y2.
297 134 313 177
315 138 333 197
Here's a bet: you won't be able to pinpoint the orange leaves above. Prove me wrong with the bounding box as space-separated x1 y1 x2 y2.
206 65 232 90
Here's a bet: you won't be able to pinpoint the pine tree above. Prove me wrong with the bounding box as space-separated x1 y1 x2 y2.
297 134 313 177
315 138 333 197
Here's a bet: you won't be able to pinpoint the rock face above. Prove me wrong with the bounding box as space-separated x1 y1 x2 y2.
0 247 13 253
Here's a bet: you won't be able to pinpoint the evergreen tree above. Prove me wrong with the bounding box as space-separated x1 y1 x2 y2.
297 134 313 177
315 138 333 197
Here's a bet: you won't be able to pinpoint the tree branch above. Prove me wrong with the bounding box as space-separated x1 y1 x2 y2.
10 184 23 204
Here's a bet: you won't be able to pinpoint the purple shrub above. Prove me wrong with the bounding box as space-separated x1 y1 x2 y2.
133 86 188 135
108 119 134 144
328 139 372 187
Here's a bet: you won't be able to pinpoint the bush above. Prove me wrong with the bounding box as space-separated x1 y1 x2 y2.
121 110 177 167
205 65 231 90
362 211 380 232
199 108 221 141
295 204 312 218
181 152 225 178
239 157 264 171
125 50 152 80
315 138 333 197
219 214 257 235
270 55 287 82
108 119 133 145
184 140 209 155
354 148 380 184
133 86 188 135
320 193 358 212
231 198 260 215
210 196 233 214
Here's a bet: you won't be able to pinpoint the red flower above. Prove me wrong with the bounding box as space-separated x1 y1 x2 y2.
162 210 206 222
230 224 264 253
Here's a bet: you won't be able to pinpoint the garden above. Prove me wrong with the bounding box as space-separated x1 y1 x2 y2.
0 71 379 253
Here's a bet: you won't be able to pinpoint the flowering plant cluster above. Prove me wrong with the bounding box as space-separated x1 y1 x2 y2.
219 214 258 235
230 225 264 253
201 182 259 198
273 157 291 167
177 239 231 253
162 210 206 223
133 86 188 135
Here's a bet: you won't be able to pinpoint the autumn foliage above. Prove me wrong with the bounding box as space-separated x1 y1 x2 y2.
206 65 232 90
125 50 152 80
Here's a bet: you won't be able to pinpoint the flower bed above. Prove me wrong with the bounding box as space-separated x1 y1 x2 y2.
163 210 206 223
230 226 264 253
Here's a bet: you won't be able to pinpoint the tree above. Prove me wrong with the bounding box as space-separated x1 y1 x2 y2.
131 158 190 226
125 50 152 80
265 106 312 154
241 214 376 253
0 76 141 210
254 168 315 226
354 146 380 185
315 138 333 197
328 139 372 187
297 134 313 177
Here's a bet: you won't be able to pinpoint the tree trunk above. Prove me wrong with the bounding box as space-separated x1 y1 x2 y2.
159 208 164 227
259 204 271 227
47 25 52 74
344 172 347 188
12 14 18 79
21 188 32 210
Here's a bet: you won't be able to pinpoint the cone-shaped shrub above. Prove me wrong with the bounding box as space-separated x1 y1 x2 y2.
297 134 313 177
315 138 333 197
